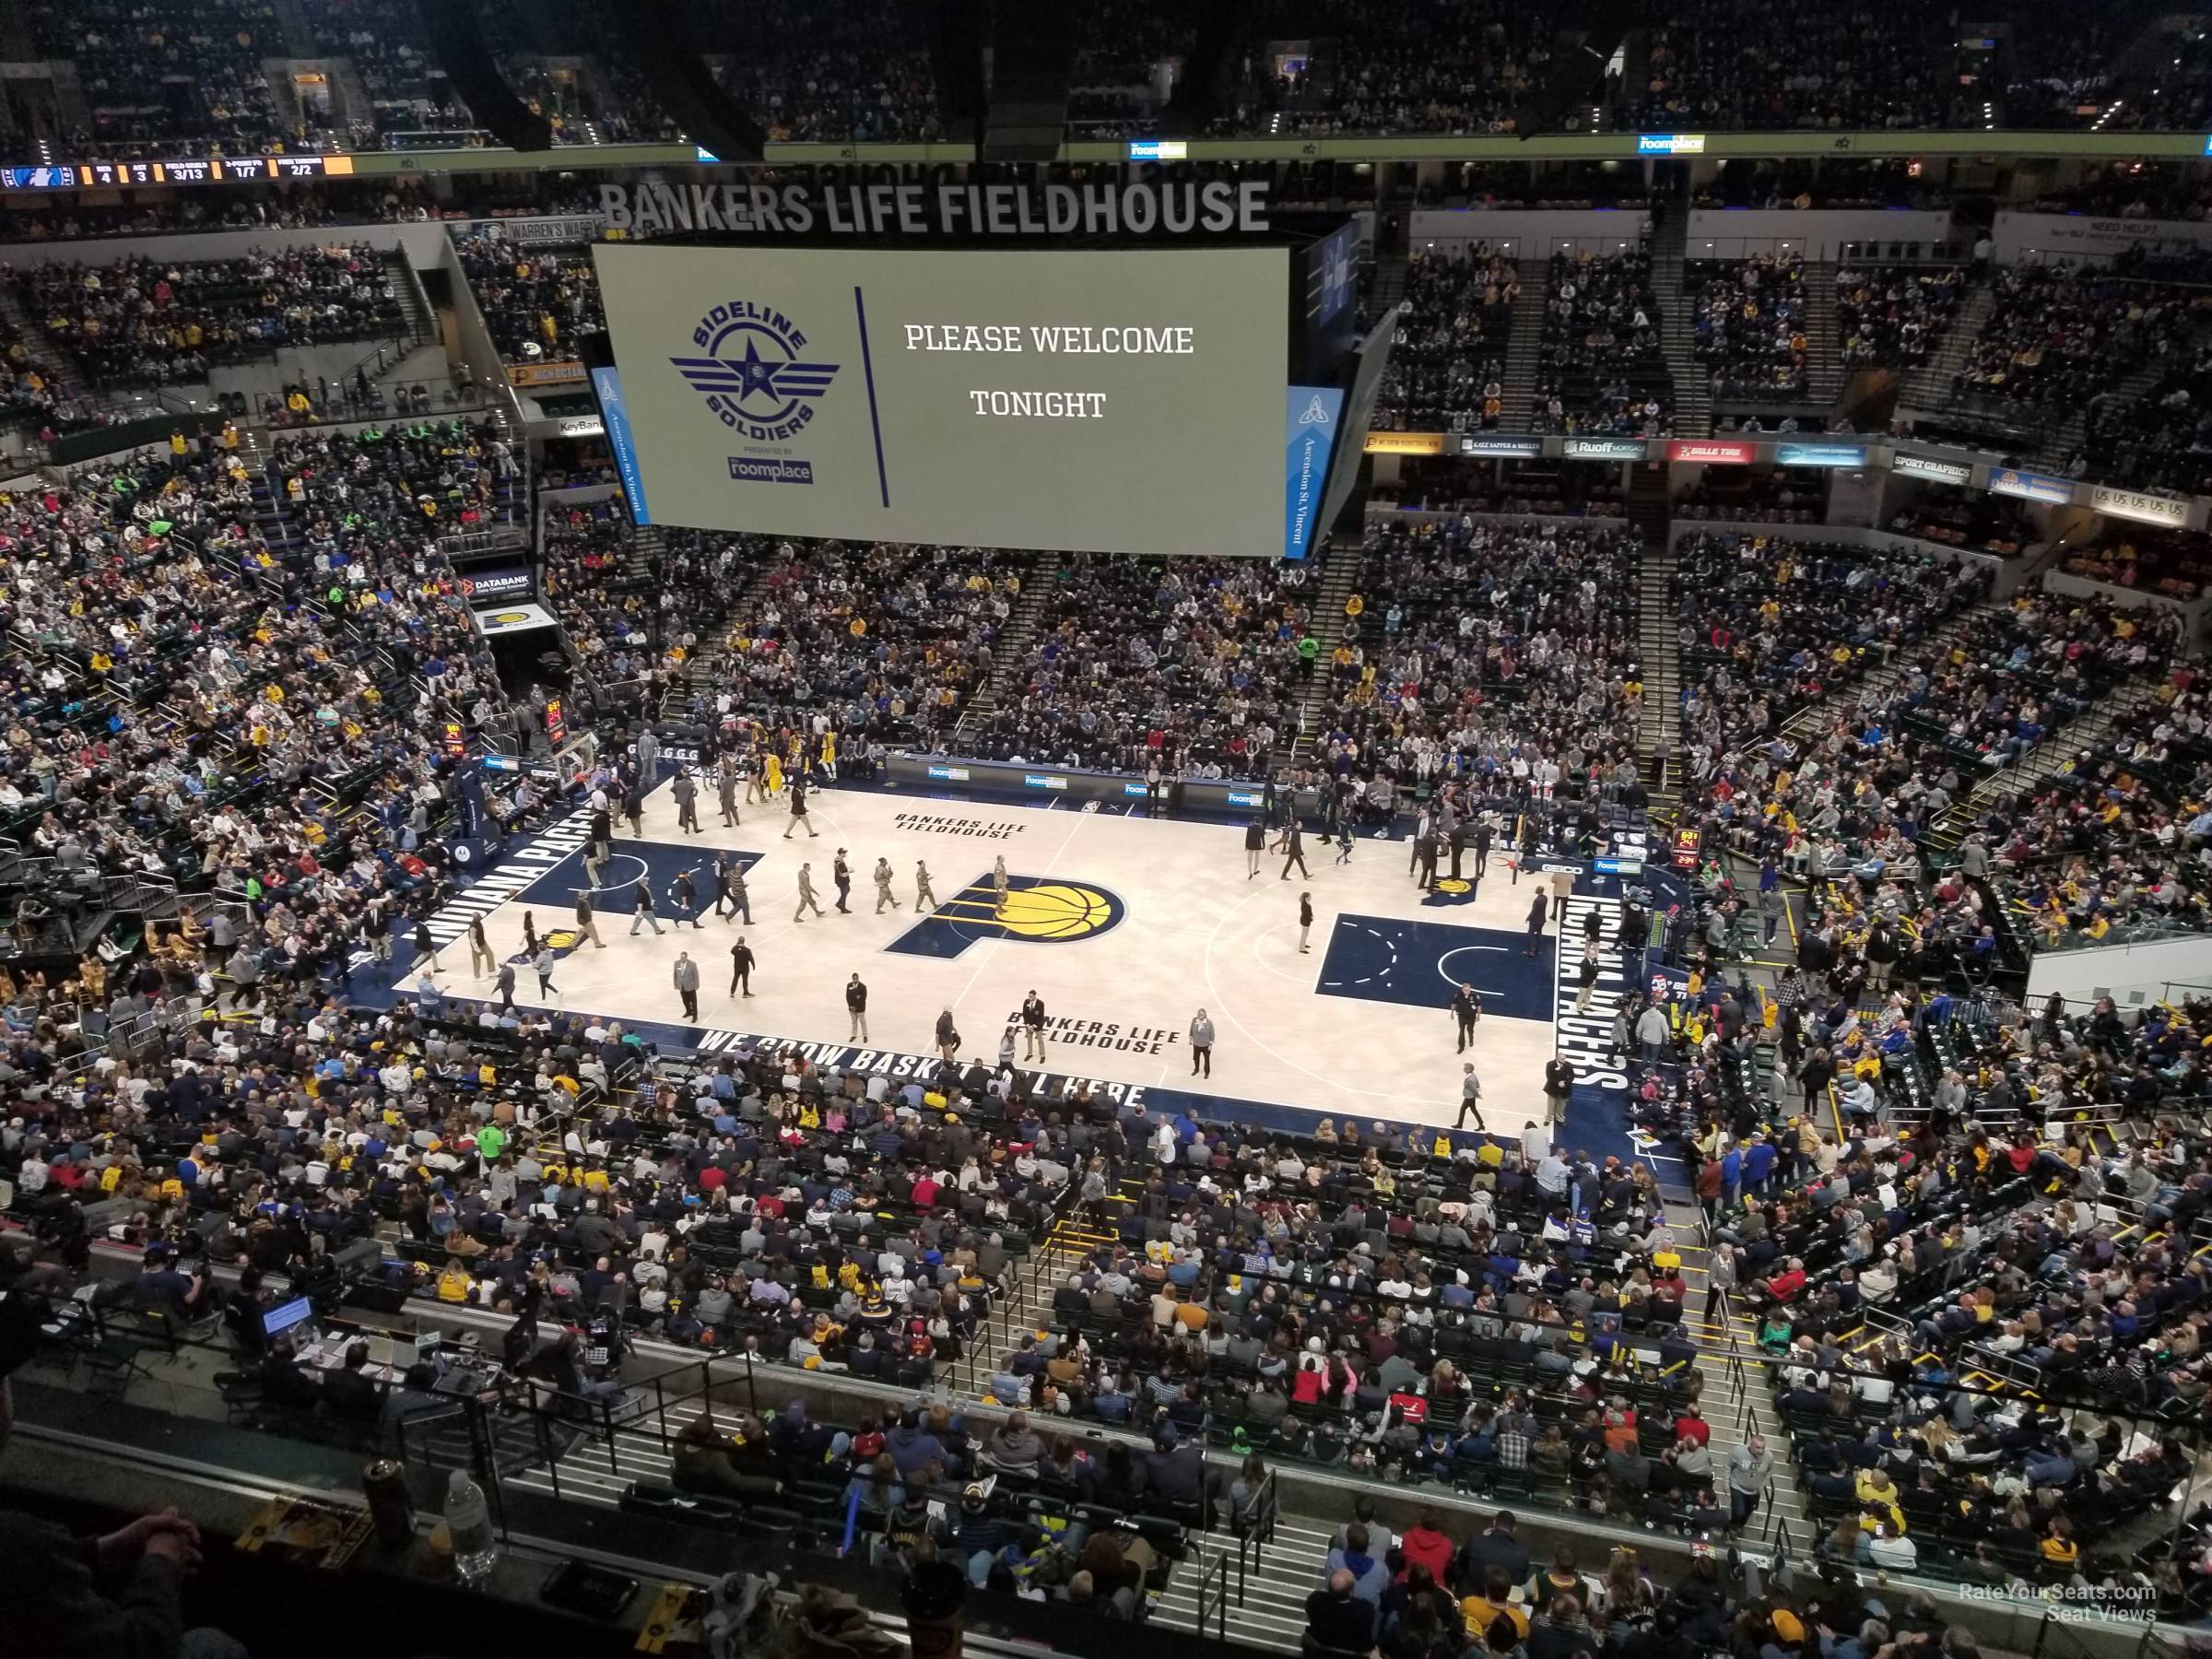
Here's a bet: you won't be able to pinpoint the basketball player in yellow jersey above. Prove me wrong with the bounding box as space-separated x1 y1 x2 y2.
762 749 783 796
992 854 1010 917
819 728 837 782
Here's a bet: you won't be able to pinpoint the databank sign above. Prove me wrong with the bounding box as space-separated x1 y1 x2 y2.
593 243 1292 557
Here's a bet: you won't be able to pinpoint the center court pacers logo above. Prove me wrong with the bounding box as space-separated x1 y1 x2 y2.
885 876 1125 959
674 300 841 476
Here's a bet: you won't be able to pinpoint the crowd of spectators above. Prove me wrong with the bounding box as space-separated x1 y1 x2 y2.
2085 347 2212 500
1534 250 1673 438
701 0 945 143
32 0 292 158
1837 266 1966 369
18 245 405 390
1676 534 1996 787
1689 255 1808 399
1631 0 1965 131
1313 520 1646 806
2056 528 2212 605
1265 0 1548 137
1375 246 1522 431
966 558 1308 780
452 235 604 366
1950 267 2197 416
702 539 1018 756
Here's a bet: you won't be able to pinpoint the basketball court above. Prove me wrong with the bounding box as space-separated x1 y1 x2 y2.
420 779 1647 1152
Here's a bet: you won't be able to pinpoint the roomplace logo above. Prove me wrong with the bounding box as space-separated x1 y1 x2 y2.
674 299 840 444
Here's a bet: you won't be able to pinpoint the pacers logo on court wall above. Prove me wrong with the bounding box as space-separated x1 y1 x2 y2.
884 875 1125 959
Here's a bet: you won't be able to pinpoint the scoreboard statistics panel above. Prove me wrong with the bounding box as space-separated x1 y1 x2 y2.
592 242 1300 558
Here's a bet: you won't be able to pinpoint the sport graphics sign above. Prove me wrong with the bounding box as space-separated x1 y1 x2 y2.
597 179 1271 241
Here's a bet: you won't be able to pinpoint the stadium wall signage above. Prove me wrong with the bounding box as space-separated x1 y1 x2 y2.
596 180 1271 240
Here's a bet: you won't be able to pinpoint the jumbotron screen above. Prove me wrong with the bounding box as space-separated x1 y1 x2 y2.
591 242 1305 558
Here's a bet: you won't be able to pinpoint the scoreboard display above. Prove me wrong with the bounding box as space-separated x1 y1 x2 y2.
591 242 1331 559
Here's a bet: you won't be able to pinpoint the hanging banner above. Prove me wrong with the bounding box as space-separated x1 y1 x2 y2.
1890 453 1972 486
1776 442 1867 468
1364 431 1446 455
1986 467 2075 506
2088 484 2191 527
1667 440 1755 465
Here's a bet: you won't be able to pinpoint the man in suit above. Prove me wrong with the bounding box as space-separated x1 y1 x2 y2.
674 950 701 1021
673 768 701 834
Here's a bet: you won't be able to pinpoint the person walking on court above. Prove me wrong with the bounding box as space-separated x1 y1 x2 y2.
1473 819 1493 879
794 863 825 922
722 860 752 925
784 776 818 840
846 973 869 1041
717 758 740 827
1415 828 1440 891
1298 891 1313 954
672 868 704 928
533 944 558 999
1244 817 1265 879
1189 1009 1215 1077
1524 889 1548 956
873 857 901 913
935 1008 960 1065
623 778 644 840
495 958 517 1014
673 768 701 834
915 861 937 912
629 877 665 935
1456 1064 1485 1130
572 890 604 949
466 915 496 978
1335 821 1354 865
1574 943 1602 1013
729 936 755 997
1451 982 1482 1052
673 950 700 1021
521 912 540 959
1020 991 1047 1061
1279 819 1310 880
992 854 1010 917
831 848 854 913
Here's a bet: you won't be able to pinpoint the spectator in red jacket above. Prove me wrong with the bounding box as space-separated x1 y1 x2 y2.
1396 1510 1456 1584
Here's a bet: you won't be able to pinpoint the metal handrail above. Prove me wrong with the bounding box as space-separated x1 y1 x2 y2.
1192 1547 1231 1644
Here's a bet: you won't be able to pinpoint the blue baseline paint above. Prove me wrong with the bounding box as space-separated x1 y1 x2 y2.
1316 915 1555 1018
853 285 890 509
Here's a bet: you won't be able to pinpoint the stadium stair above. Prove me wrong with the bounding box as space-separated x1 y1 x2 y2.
0 282 93 417
1919 676 2169 854
1767 600 1999 755
2039 353 2172 477
1635 543 1680 794
1649 207 1712 440
1286 546 1362 766
1151 1516 1328 1652
1895 280 1993 419
1800 264 1845 415
1505 260 1550 428
946 565 1051 755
